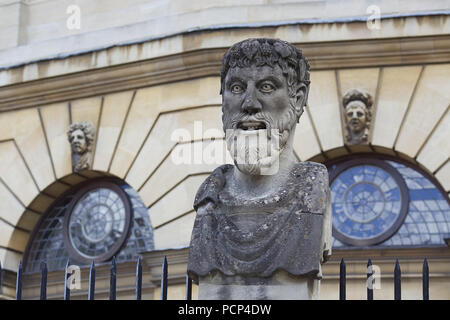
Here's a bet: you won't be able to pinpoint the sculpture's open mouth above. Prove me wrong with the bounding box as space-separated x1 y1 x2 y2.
237 121 267 131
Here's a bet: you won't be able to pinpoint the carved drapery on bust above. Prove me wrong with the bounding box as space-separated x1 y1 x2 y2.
67 121 95 172
342 89 373 145
188 162 331 281
187 38 332 299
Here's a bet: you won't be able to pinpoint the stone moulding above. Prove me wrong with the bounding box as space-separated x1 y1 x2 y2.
0 35 449 112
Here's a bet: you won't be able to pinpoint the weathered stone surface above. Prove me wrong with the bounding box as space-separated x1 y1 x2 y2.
187 162 329 280
187 38 332 300
198 271 319 300
342 89 373 145
67 121 95 172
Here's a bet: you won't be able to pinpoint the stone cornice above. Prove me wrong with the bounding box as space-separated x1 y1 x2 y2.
0 34 449 112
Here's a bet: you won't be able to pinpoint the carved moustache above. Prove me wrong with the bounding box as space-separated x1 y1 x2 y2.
223 109 295 146
226 112 272 132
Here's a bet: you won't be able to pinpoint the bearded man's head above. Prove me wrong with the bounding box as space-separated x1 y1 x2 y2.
220 38 311 175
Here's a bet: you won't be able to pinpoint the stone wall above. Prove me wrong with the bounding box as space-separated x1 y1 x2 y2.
0 0 449 299
1 0 449 66
1 59 448 271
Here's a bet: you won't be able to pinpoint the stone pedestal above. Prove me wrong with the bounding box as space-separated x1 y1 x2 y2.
198 271 320 300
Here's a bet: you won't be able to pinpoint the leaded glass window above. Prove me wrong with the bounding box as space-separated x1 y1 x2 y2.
24 179 154 273
328 157 450 248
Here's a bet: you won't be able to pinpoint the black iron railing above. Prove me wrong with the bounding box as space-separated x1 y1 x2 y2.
367 258 373 300
1 257 431 300
136 256 142 300
339 258 430 300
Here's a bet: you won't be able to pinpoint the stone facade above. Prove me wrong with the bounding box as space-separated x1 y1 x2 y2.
0 0 449 299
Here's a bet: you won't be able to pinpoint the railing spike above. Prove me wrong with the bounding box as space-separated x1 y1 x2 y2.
185 274 192 300
161 256 168 300
367 258 373 300
110 257 117 300
394 259 401 300
88 260 95 301
339 258 346 300
40 261 47 300
136 256 142 300
423 258 429 300
64 259 70 300
16 260 22 300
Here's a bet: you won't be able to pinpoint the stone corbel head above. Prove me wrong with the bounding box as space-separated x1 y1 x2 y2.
342 89 373 145
67 121 95 172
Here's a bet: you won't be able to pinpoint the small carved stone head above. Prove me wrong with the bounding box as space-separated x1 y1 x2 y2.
67 121 95 172
342 89 372 145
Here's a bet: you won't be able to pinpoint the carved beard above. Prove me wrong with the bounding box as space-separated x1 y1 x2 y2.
224 107 296 175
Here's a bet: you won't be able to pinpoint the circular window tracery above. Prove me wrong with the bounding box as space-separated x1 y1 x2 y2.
330 159 409 246
24 178 154 273
63 182 132 262
327 155 450 248
63 182 132 263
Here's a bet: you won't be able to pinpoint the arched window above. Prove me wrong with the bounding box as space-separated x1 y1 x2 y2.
327 156 450 248
24 178 154 273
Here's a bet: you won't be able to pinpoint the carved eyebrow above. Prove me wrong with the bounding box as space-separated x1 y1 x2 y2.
225 76 245 85
256 76 282 86
225 74 283 86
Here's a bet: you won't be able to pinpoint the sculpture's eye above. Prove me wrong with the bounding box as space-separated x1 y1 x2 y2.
347 112 353 118
231 84 244 94
260 82 275 93
357 111 364 118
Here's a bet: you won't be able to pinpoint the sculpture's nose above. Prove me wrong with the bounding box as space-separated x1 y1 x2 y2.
241 86 262 114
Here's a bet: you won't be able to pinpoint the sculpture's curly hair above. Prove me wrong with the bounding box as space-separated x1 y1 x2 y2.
67 121 95 151
220 38 310 98
342 89 373 110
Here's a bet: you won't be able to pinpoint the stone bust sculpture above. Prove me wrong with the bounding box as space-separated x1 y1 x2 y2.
342 89 373 145
67 121 95 172
187 38 332 300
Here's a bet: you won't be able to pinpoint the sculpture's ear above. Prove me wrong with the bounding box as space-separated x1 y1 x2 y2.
294 83 309 122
